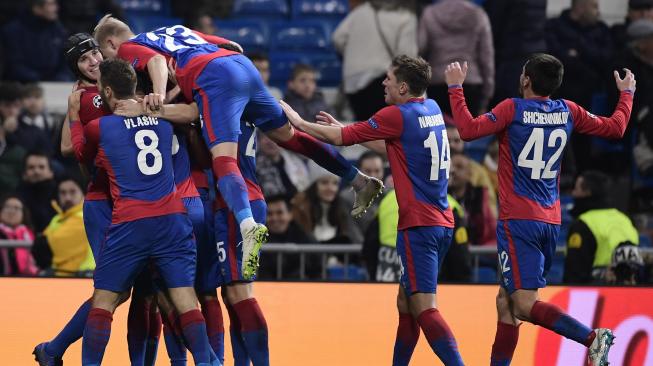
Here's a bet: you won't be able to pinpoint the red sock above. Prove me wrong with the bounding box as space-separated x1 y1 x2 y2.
416 308 463 365
490 322 519 365
232 298 267 332
200 298 225 337
392 312 420 365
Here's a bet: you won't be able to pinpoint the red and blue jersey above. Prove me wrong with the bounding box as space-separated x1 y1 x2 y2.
172 130 199 198
72 114 185 224
342 98 454 230
75 85 111 201
449 87 633 224
214 121 264 210
118 25 236 102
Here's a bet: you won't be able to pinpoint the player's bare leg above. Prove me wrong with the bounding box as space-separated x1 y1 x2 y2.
223 283 269 366
210 142 268 280
264 122 383 217
489 287 521 366
498 289 614 366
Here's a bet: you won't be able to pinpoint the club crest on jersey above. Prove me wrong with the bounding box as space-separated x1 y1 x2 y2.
92 95 103 108
367 118 379 129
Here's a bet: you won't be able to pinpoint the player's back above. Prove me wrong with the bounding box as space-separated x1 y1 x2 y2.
96 114 185 223
390 98 453 230
497 97 574 223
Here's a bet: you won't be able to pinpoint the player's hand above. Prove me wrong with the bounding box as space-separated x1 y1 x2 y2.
67 90 83 120
143 93 165 112
316 111 344 127
614 68 636 92
279 100 306 130
115 99 145 117
444 61 468 86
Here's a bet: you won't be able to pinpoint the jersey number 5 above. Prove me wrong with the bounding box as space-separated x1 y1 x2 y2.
135 129 162 175
423 130 451 181
517 128 567 180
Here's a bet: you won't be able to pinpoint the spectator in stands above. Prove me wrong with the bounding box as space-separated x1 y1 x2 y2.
16 151 57 233
283 64 333 122
292 161 356 244
564 171 640 284
31 177 94 276
419 0 494 116
0 194 38 276
248 52 283 100
0 83 53 156
448 153 497 245
483 0 547 105
546 0 613 174
0 0 71 82
58 0 123 35
447 125 497 212
191 13 217 35
333 0 417 121
256 133 310 200
0 116 27 193
612 0 653 51
259 195 317 279
19 84 55 139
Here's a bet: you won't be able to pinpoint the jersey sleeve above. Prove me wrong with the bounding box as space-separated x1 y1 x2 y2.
449 86 514 140
341 106 403 145
192 30 231 45
117 42 162 72
71 118 100 164
567 91 633 139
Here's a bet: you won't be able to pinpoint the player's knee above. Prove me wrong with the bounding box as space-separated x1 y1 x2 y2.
496 291 510 311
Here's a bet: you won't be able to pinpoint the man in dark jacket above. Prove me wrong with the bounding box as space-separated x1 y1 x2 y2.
612 0 653 51
1 0 71 82
16 151 57 233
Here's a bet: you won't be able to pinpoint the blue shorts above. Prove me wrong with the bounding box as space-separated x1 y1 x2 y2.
397 226 453 295
496 219 560 294
207 199 267 286
94 214 196 293
188 191 217 293
82 199 112 260
194 54 287 148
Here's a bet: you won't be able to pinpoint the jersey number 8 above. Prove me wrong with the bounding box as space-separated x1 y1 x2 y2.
135 129 162 175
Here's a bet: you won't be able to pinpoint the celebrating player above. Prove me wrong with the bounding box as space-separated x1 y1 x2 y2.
34 33 112 366
70 59 217 366
92 16 384 279
444 54 635 366
280 55 464 366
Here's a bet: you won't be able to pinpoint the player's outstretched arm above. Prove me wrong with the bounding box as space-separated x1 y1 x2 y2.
145 54 168 108
570 68 636 139
280 100 344 145
316 110 388 156
445 61 512 140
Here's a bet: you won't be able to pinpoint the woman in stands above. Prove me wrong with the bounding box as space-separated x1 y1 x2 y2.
0 194 38 276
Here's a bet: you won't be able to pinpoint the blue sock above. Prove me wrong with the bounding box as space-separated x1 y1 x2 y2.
46 299 91 357
82 308 113 366
530 301 594 346
277 130 359 183
234 298 269 366
214 156 253 225
392 313 420 366
162 311 187 366
226 304 251 366
417 308 464 366
179 310 212 365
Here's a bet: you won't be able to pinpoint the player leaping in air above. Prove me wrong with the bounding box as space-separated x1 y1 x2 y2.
92 15 384 279
444 54 635 366
280 55 465 366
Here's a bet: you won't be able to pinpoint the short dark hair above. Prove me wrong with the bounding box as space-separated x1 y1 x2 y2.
0 82 24 103
57 175 85 194
23 150 51 171
247 52 269 63
290 63 316 81
391 55 431 96
99 59 137 99
579 170 610 197
357 150 384 167
266 194 290 210
523 53 564 97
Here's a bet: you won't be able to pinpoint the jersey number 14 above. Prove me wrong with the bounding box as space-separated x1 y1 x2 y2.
423 130 451 181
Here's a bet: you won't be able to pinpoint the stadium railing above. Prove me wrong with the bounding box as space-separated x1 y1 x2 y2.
2 240 651 282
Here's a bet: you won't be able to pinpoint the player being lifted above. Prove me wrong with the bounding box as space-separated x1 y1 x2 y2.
71 59 218 366
444 54 635 366
280 55 464 366
92 16 384 279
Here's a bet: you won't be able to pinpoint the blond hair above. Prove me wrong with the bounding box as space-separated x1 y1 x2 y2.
93 14 132 45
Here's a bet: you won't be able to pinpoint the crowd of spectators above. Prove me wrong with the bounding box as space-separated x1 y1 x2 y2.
0 0 652 284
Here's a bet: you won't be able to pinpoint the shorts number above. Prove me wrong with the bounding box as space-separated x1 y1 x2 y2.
499 250 511 273
423 129 450 181
135 130 162 175
517 128 567 179
216 241 226 262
